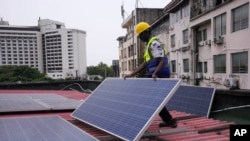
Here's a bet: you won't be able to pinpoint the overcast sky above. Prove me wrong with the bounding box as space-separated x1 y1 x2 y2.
0 0 171 66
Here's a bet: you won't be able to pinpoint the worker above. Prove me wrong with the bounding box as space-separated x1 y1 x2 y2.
124 22 177 128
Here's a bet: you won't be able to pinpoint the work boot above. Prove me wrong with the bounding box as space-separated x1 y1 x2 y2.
159 118 177 128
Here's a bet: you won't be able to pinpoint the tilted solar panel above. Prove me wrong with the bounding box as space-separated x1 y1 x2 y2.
166 85 215 117
72 78 181 141
0 116 98 141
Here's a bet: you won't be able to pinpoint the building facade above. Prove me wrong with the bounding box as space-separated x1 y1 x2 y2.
119 0 250 90
0 21 43 72
189 0 250 89
0 19 87 80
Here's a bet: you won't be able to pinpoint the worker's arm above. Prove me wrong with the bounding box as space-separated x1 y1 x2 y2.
124 62 146 78
152 57 165 79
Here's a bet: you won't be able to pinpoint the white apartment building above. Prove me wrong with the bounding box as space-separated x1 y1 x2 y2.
0 18 87 80
39 19 87 79
0 21 43 72
119 0 250 90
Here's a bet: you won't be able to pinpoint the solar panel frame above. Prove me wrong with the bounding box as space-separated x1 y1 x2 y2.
72 78 181 141
166 85 216 117
0 116 99 141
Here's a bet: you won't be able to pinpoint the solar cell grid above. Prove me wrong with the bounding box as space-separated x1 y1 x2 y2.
0 95 49 112
0 116 98 141
72 78 181 141
0 94 81 113
166 85 215 117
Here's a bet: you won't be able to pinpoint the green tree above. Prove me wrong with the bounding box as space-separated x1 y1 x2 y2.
13 65 44 81
87 62 112 78
0 65 49 82
0 65 16 82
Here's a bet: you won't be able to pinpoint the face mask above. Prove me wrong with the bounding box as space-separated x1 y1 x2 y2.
139 31 149 42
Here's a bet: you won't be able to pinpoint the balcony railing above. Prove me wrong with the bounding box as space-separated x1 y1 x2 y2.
191 0 231 19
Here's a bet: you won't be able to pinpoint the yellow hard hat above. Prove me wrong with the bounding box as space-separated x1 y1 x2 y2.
135 22 150 36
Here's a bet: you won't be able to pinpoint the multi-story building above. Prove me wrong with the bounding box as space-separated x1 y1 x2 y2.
151 0 191 82
160 0 193 84
0 18 87 80
0 20 43 72
189 0 249 89
39 19 87 79
119 0 250 90
118 8 164 77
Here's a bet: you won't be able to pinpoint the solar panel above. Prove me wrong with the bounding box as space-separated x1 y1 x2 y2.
166 85 215 117
0 116 98 141
0 94 49 112
29 94 82 110
72 78 181 141
0 94 81 113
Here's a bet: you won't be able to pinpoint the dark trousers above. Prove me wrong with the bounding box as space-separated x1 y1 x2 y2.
146 74 173 122
159 107 173 123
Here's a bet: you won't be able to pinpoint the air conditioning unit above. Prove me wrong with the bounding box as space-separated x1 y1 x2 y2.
171 74 178 78
171 49 176 52
198 41 204 47
181 46 190 52
195 72 203 79
180 74 189 79
223 78 239 89
205 40 211 46
214 36 224 45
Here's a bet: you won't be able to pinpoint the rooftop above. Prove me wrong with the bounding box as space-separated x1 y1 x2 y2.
0 89 234 141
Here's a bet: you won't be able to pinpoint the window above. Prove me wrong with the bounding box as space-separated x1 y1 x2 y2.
197 29 207 42
171 34 175 47
171 60 176 73
196 62 203 73
170 10 181 25
232 3 249 32
133 44 137 55
197 31 202 42
216 0 227 6
183 29 189 44
181 4 190 18
183 59 189 72
203 29 207 40
214 54 226 73
214 13 226 37
204 61 208 73
232 52 248 73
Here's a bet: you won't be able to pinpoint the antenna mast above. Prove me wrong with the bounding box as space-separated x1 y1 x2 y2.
121 1 125 20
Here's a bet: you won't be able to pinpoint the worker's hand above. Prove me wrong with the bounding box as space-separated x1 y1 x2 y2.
152 73 157 81
124 74 131 79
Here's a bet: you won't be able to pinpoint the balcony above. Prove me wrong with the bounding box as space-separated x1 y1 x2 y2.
191 0 231 19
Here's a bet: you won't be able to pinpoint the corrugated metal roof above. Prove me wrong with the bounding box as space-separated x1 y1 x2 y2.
0 90 234 141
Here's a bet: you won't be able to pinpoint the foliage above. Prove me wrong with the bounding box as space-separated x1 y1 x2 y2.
87 62 113 78
0 65 50 82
